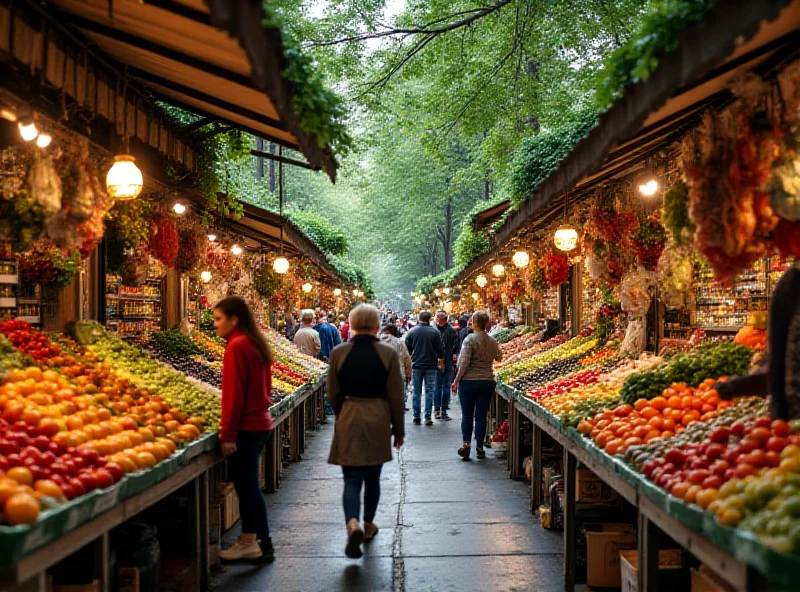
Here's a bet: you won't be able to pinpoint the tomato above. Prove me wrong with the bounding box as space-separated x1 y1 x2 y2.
754 417 773 429
739 438 760 453
688 469 710 485
772 420 792 438
745 449 768 469
93 469 114 489
31 436 51 452
705 443 725 461
671 482 691 499
751 427 772 443
79 449 100 466
76 473 97 493
702 475 724 490
665 449 686 466
62 479 84 500
724 448 742 465
725 468 736 481
104 463 124 483
709 427 731 444
711 460 730 477
767 437 790 453
735 463 758 479
6 453 22 467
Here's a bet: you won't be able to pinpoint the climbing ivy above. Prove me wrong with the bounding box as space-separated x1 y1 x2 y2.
288 210 348 257
594 0 714 110
509 111 597 207
414 265 466 296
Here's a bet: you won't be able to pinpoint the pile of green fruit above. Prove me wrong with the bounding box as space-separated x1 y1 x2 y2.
150 329 203 357
620 342 754 404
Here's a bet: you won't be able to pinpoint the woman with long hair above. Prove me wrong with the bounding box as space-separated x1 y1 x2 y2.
214 296 276 562
452 311 502 460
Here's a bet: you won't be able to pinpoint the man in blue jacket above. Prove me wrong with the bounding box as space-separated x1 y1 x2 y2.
315 315 342 362
404 311 444 426
434 311 458 421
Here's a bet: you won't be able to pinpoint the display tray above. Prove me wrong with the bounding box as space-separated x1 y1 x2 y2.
0 375 326 566
496 380 800 590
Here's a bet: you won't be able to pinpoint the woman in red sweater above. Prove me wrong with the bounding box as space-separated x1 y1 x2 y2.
214 296 275 562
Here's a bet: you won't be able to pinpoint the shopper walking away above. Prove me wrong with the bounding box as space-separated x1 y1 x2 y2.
316 316 342 362
380 323 412 409
452 311 502 460
339 314 351 342
327 305 405 559
434 311 458 421
457 314 473 350
293 309 321 358
285 312 298 341
404 311 444 426
214 296 275 562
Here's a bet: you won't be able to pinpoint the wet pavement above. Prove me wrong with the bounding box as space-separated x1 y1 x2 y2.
214 400 565 592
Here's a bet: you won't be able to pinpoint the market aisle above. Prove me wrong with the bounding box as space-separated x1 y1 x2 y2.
214 401 564 592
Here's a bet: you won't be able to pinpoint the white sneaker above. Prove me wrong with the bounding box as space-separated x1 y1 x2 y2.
220 540 263 561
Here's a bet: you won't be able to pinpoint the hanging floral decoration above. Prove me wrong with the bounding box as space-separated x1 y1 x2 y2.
595 302 622 341
662 180 694 244
631 211 667 270
18 240 80 289
175 221 207 274
105 197 154 273
119 241 152 286
619 267 656 316
148 213 179 268
657 242 697 310
529 261 547 293
254 264 283 300
683 72 783 282
583 195 637 286
542 252 570 287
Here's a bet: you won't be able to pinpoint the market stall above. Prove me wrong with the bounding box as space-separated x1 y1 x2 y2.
0 1 349 589
439 1 800 590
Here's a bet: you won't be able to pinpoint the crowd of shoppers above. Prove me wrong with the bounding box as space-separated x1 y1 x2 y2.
220 300 500 563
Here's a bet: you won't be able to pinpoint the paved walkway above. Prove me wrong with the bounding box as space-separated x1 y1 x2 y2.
214 400 564 592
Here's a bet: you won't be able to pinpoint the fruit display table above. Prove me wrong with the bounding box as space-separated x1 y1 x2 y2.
0 319 328 589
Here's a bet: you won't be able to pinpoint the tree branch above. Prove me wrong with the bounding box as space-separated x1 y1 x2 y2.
305 0 514 47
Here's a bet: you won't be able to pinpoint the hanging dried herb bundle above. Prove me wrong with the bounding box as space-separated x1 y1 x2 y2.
18 240 80 289
631 211 667 270
120 241 151 286
542 252 570 287
175 222 206 274
254 265 283 300
149 214 179 268
662 180 694 244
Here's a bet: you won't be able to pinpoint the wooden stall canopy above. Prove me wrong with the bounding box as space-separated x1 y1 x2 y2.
455 0 800 285
0 0 338 180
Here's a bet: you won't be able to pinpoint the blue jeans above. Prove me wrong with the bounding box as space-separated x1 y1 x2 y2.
412 368 438 419
342 465 383 523
229 430 273 544
458 380 495 447
434 364 453 411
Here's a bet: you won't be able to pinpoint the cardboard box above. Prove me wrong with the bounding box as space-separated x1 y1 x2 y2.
576 468 620 504
692 566 735 592
620 549 683 592
585 524 637 588
218 483 240 531
209 544 221 567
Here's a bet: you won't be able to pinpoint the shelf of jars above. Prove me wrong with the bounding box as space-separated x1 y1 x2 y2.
539 286 560 322
106 271 164 340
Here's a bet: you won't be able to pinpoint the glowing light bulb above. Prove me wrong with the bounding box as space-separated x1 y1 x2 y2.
512 251 530 268
200 271 212 283
443 287 450 295
36 133 52 148
106 155 143 200
207 234 217 242
476 275 488 288
554 225 579 252
638 179 659 196
273 257 289 274
302 283 313 293
334 288 342 296
231 244 243 255
172 202 186 215
492 264 505 278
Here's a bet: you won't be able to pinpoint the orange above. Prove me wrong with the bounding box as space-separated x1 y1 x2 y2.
624 437 643 448
667 396 682 409
136 451 157 469
662 418 676 431
650 397 667 411
595 431 611 449
150 443 171 462
34 480 64 499
0 478 19 505
681 396 694 409
671 481 690 499
661 430 675 439
157 438 177 453
695 488 719 510
605 439 622 456
139 427 155 442
113 456 138 474
4 492 40 525
7 467 33 486
578 421 593 435
641 407 659 420
614 405 633 418
632 426 649 439
648 417 665 431
684 485 702 504
644 430 661 442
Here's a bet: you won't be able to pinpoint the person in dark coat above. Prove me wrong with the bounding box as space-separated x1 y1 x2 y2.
434 311 458 421
404 311 444 426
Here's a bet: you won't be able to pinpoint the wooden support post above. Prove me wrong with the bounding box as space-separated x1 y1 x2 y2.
265 426 279 493
638 513 660 592
198 471 210 591
531 424 543 513
187 476 203 591
298 400 306 457
563 449 577 592
508 404 518 477
93 532 110 592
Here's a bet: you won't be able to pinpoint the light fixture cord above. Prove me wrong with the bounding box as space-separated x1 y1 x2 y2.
278 145 284 255
563 191 569 224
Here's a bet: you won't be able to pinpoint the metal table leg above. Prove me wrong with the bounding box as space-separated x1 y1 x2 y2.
563 449 576 592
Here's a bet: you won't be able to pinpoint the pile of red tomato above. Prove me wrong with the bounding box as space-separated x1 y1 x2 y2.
528 369 602 401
